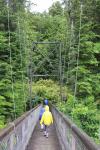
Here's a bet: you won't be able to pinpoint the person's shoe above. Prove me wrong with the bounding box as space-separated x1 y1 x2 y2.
46 133 48 138
41 124 44 129
44 131 46 136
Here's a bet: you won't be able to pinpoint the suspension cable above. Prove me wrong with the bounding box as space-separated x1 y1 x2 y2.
23 29 28 110
7 0 16 119
74 3 83 102
23 10 31 110
62 42 65 84
67 20 74 83
17 15 26 112
59 42 63 101
24 35 32 110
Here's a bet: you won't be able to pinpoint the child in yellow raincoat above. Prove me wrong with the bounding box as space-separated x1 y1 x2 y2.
40 105 53 138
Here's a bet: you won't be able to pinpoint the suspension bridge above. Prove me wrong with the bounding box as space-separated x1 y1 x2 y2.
0 104 99 150
0 1 99 150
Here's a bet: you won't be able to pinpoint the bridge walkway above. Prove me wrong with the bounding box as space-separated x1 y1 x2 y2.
0 105 99 150
26 122 61 150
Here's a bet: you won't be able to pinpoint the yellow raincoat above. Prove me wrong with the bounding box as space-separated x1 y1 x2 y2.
40 105 53 126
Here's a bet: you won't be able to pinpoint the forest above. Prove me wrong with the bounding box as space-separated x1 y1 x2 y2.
0 0 100 144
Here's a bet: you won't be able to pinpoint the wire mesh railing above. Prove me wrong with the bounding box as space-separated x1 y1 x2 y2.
51 104 99 150
0 105 41 150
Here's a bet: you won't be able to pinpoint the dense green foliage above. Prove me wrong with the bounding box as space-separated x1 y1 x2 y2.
0 0 32 126
32 79 67 103
0 0 99 143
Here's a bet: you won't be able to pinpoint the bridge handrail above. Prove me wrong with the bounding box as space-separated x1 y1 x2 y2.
0 105 40 140
0 105 41 150
51 104 99 150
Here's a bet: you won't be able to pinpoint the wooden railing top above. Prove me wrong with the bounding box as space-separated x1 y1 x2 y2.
51 104 99 150
0 105 41 140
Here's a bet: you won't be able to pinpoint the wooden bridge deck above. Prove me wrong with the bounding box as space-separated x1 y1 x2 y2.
26 122 61 150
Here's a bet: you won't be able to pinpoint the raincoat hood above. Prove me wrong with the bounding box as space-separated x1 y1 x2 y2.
40 105 53 126
45 105 49 111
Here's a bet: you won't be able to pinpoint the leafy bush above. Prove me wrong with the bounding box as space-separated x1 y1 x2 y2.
32 79 68 103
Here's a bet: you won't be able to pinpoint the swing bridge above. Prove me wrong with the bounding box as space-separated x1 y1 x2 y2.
0 104 99 150
0 1 99 150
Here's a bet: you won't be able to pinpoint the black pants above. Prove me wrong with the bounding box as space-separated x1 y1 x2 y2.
44 125 48 132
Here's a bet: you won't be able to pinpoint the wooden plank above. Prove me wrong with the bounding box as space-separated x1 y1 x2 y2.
26 123 61 150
